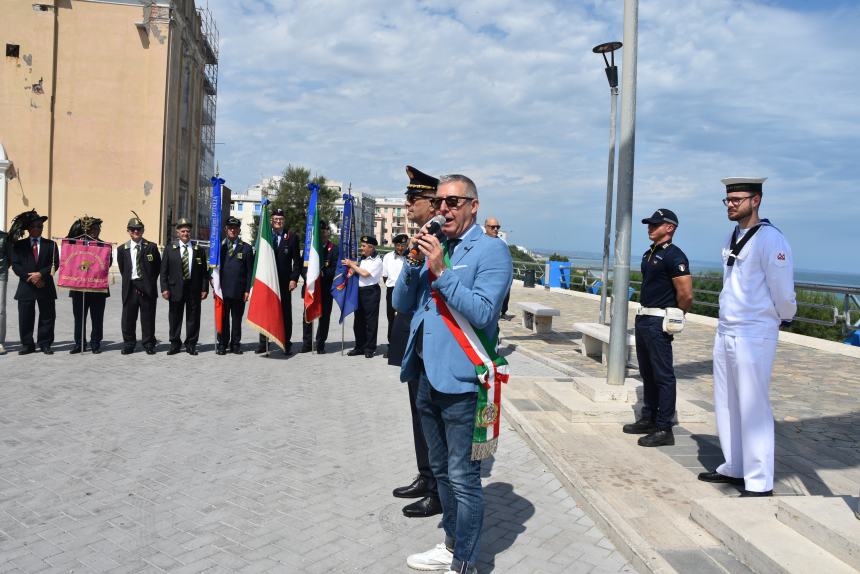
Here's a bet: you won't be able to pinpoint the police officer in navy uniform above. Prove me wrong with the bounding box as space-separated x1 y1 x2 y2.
10 210 60 355
300 221 338 354
217 217 254 355
117 214 161 354
257 208 302 355
623 209 693 447
160 218 209 355
343 235 383 358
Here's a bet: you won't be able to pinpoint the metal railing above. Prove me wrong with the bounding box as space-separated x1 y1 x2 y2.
511 260 860 336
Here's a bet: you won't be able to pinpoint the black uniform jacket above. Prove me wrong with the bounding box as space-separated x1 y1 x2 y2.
219 239 254 299
159 241 210 302
321 241 339 289
12 237 60 301
117 239 162 301
273 230 302 293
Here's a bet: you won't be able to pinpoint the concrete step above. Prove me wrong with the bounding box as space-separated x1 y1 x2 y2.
533 379 711 423
691 497 857 574
776 496 860 570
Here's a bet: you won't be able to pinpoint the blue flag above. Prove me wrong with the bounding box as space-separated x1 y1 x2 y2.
332 192 359 323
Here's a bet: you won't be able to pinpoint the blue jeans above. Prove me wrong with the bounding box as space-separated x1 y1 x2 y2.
417 373 482 573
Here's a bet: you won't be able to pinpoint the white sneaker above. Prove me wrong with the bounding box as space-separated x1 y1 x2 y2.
406 543 454 571
0 344 5 355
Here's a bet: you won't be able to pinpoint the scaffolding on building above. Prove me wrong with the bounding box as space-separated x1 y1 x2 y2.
196 3 219 236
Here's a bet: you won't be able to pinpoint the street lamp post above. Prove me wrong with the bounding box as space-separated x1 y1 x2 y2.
607 0 640 385
592 41 622 325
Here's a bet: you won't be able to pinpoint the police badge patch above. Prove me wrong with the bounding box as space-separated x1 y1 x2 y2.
678 263 686 272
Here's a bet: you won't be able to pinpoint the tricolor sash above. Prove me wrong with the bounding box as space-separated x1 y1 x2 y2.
429 241 509 460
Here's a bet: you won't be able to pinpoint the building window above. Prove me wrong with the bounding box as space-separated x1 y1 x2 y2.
6 44 20 58
254 204 261 215
237 203 243 212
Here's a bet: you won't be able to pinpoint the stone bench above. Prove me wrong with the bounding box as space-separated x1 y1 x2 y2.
516 302 561 334
571 322 637 367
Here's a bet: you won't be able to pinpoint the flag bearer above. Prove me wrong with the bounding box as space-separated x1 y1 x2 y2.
698 177 796 497
217 217 254 355
343 235 383 358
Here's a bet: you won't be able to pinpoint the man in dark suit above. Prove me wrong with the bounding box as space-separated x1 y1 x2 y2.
10 210 59 355
160 218 209 355
217 217 254 355
300 221 338 354
389 166 442 519
256 208 302 355
117 214 161 354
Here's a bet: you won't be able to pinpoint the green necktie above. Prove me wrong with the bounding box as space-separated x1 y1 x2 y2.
228 242 235 258
181 245 190 280
135 244 142 277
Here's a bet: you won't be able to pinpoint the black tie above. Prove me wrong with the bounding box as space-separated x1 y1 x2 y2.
447 238 460 257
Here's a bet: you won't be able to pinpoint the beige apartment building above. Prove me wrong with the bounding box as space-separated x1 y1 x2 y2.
0 0 218 246
373 196 423 246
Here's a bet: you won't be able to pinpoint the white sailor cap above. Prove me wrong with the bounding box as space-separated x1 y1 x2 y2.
721 177 767 194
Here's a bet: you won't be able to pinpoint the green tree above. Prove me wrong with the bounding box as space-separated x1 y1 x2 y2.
268 165 339 240
549 252 570 262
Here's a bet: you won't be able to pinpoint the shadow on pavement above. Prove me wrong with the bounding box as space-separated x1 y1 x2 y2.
479 482 535 572
690 411 860 496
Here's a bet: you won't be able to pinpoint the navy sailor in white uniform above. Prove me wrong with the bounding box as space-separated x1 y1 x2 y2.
698 177 796 497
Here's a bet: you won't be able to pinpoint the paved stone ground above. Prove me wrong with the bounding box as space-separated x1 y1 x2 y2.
0 292 632 573
503 286 860 497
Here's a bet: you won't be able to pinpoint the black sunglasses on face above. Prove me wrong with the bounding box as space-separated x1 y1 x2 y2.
486 225 500 230
431 196 474 209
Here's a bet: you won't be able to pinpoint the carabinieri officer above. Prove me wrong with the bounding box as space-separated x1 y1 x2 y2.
343 235 383 358
623 209 693 447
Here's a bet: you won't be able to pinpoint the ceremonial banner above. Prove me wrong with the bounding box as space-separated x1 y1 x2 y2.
332 192 358 323
57 239 111 293
247 200 286 349
303 183 323 322
210 175 226 336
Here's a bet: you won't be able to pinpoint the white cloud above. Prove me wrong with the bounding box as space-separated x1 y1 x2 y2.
206 0 860 272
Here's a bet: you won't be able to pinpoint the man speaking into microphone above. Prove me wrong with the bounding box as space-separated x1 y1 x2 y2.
395 174 512 574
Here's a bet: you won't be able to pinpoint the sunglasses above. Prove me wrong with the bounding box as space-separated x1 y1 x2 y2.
486 225 500 230
431 196 474 210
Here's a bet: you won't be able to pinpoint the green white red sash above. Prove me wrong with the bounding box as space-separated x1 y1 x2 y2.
429 242 509 460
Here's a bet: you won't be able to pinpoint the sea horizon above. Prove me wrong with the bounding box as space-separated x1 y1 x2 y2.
529 247 860 289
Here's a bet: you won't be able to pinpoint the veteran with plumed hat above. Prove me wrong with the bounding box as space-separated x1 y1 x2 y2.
66 215 111 354
342 234 383 357
9 209 59 354
117 211 162 354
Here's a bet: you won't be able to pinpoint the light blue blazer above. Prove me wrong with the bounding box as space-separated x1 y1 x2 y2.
393 224 513 394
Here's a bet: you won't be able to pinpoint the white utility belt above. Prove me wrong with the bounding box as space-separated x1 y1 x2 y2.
637 307 667 317
638 306 686 334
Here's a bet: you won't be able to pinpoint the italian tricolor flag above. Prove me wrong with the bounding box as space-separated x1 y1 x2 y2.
303 188 322 322
247 203 286 349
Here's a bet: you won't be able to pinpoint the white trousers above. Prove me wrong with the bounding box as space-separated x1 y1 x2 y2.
713 333 777 492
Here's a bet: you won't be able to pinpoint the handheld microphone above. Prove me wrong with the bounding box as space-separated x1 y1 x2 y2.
407 215 446 262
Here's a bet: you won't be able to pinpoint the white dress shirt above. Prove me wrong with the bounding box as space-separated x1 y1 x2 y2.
129 240 142 280
179 241 194 276
382 251 406 288
358 254 383 287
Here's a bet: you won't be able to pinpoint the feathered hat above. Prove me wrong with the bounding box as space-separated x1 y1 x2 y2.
9 209 48 241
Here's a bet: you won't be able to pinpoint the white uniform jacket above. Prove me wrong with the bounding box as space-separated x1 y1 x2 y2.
718 222 796 340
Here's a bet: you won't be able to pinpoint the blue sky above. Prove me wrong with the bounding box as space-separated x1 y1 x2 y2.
207 0 859 273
